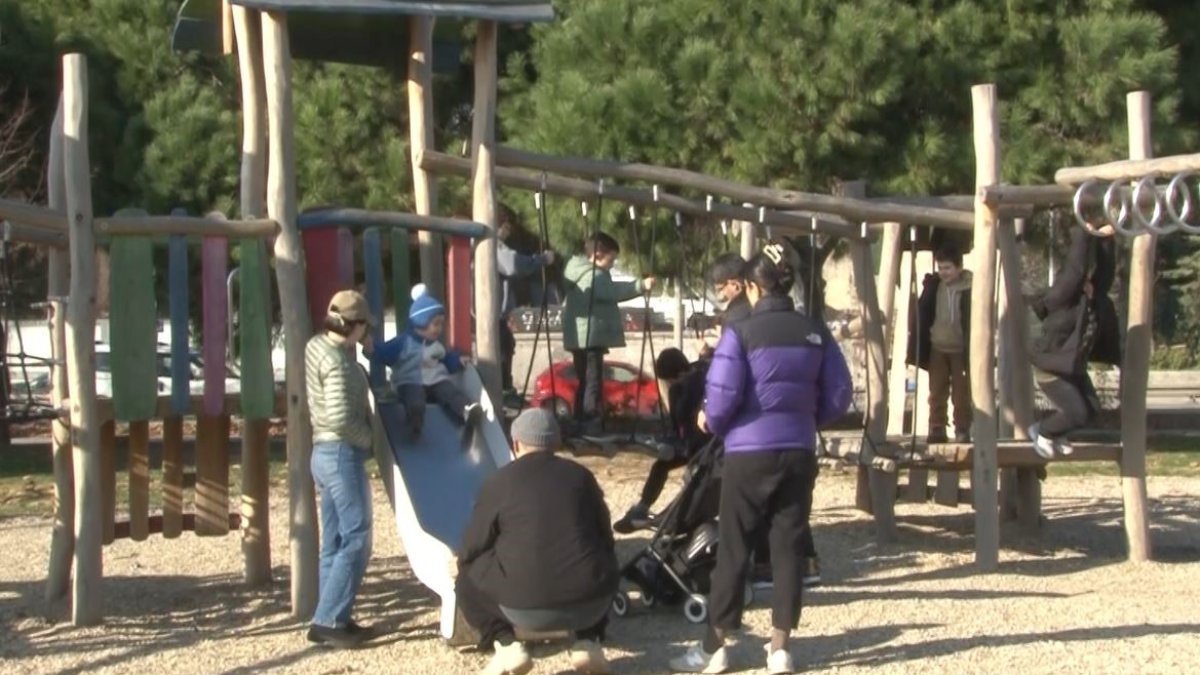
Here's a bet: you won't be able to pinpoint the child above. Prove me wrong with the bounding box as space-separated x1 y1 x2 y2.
497 205 556 406
907 242 973 444
613 348 710 533
562 232 655 436
372 284 481 440
1027 224 1119 458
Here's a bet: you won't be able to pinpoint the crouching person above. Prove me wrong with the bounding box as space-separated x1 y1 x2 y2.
456 408 618 675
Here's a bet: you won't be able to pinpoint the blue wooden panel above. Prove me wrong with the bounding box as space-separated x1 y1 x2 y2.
168 234 191 415
362 228 386 385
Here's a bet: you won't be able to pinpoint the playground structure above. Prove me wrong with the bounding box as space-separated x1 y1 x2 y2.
0 0 1192 631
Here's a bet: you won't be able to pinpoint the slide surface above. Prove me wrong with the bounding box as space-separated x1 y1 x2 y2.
373 366 511 638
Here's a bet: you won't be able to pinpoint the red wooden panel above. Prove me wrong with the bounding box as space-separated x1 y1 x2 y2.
447 237 472 355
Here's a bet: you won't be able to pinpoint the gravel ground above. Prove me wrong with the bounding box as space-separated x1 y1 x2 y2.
1 453 1197 674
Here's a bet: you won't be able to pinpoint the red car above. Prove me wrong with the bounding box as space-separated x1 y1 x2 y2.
529 360 662 418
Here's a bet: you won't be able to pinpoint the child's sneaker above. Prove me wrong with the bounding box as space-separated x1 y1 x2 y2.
613 503 651 534
669 643 729 673
1028 423 1057 460
1057 436 1075 455
480 640 533 675
764 644 795 674
568 639 611 674
802 557 822 588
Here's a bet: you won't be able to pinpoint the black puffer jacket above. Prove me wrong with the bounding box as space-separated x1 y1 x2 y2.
1029 228 1120 376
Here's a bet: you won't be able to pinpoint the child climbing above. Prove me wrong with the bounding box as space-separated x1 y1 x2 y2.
562 232 655 437
371 284 482 442
907 242 974 444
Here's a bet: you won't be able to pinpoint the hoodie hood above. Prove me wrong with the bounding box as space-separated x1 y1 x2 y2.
565 255 598 285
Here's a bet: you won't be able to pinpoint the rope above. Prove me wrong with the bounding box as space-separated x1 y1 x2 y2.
907 225 922 450
578 181 604 427
516 175 557 413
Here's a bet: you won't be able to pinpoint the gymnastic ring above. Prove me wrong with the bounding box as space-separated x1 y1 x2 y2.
1072 180 1111 237
1131 175 1174 235
1103 180 1141 237
1166 172 1200 235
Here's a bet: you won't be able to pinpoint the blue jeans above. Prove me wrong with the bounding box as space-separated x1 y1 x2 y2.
311 441 374 627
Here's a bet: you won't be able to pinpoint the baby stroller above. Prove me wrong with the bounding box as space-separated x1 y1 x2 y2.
610 438 754 624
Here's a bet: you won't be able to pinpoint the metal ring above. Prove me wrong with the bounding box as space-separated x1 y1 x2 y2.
1167 172 1200 234
1131 175 1174 235
1103 181 1140 237
1072 180 1112 236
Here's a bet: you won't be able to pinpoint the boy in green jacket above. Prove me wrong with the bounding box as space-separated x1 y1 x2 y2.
562 232 655 436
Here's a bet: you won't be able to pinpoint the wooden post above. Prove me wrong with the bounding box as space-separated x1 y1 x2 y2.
161 416 184 539
262 12 318 618
739 205 755 260
886 246 913 439
45 98 74 602
62 53 103 625
233 5 266 219
127 422 150 541
221 1 235 55
673 278 685 350
997 218 1039 527
471 21 502 401
241 418 272 584
875 223 903 346
1121 91 1153 562
100 420 115 545
970 84 1001 571
408 16 444 299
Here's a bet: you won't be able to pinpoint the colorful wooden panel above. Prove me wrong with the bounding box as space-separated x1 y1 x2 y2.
127 421 150 541
168 232 191 415
201 232 229 416
391 229 412 334
161 416 184 539
446 236 471 354
238 238 275 419
303 227 343 333
337 226 355 288
195 414 231 536
362 228 386 384
109 234 158 421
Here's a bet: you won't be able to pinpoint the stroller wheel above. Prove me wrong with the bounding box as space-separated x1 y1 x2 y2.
611 592 630 617
642 591 656 608
683 594 708 624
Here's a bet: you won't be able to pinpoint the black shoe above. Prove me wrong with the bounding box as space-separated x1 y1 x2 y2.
613 504 651 534
954 430 971 443
751 563 774 590
926 429 948 444
307 623 368 649
802 557 822 588
346 620 376 641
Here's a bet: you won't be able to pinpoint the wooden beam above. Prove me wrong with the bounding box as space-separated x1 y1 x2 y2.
0 198 67 230
262 10 318 620
472 21 502 401
4 221 67 247
408 16 445 300
1120 92 1153 562
296 208 487 238
873 194 1034 218
233 5 267 221
63 53 104 626
421 150 864 239
1055 151 1200 186
981 184 1074 207
45 97 74 604
969 84 1001 571
494 144 976 229
94 216 277 237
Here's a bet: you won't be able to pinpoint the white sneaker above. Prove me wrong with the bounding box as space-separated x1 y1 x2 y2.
1028 424 1056 460
669 643 729 673
1057 437 1075 455
569 639 611 674
480 640 532 675
765 645 795 674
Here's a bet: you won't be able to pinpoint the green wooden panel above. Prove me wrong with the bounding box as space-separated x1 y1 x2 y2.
391 229 412 334
239 239 276 419
109 235 159 421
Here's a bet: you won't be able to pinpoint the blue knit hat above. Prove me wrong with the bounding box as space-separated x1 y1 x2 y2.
408 284 446 329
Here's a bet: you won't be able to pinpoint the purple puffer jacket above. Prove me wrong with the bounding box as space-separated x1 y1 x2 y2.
705 296 852 453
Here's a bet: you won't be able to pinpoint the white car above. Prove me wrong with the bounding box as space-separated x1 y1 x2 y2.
94 343 241 399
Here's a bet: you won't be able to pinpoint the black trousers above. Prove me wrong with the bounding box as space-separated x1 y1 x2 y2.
500 320 516 391
571 348 605 421
397 380 473 433
1037 372 1099 437
709 450 817 632
640 455 690 506
455 570 607 648
754 462 820 564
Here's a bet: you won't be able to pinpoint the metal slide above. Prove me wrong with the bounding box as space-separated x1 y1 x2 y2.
371 365 511 639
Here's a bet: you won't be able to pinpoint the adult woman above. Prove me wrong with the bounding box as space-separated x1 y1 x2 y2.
671 243 852 674
305 289 378 648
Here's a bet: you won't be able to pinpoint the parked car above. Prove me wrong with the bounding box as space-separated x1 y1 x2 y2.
94 342 240 398
529 359 662 418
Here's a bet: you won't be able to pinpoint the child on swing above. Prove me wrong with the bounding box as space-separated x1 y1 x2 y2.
562 232 655 437
371 284 482 441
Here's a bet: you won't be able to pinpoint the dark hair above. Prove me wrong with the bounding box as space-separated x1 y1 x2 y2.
584 232 620 257
707 252 746 286
934 242 963 267
654 348 691 381
323 315 361 337
498 203 517 228
745 241 796 297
